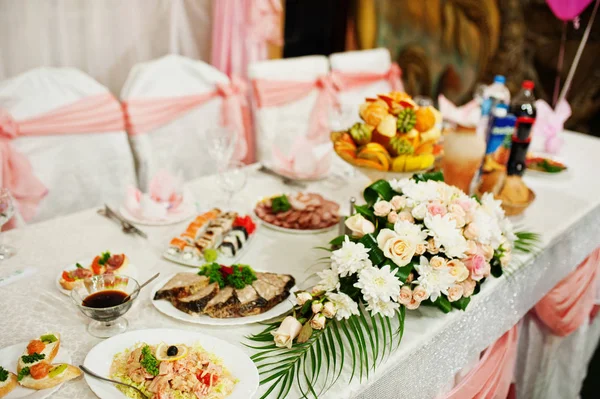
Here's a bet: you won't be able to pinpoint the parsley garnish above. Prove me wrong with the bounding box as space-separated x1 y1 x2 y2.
75 263 83 269
98 251 111 265
271 195 291 213
227 265 257 289
21 353 45 364
198 263 226 288
140 345 159 376
0 366 8 382
17 367 30 381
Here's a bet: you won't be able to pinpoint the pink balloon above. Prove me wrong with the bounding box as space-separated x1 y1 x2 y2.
546 0 594 21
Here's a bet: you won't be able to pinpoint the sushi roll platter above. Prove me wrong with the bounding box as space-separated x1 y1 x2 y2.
163 209 258 267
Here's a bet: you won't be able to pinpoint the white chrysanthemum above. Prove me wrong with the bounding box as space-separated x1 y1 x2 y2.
472 207 503 250
394 220 428 245
401 180 441 204
415 256 457 302
331 236 372 277
481 192 505 220
436 183 465 205
366 297 400 317
500 217 517 243
354 265 402 303
314 268 340 292
424 213 468 258
388 178 411 193
326 292 360 320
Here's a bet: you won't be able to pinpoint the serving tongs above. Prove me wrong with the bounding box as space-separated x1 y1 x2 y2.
257 164 308 189
97 204 148 239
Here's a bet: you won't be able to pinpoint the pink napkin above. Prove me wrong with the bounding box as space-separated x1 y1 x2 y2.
530 99 570 155
124 170 184 221
271 137 331 180
438 95 481 127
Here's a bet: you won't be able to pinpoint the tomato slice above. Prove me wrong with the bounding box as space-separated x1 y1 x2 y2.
91 256 104 275
61 271 75 282
27 340 46 355
196 372 219 386
30 362 52 380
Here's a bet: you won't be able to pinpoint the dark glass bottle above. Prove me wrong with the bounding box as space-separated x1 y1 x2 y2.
507 81 537 176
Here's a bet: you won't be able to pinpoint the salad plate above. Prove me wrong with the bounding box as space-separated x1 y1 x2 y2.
150 271 297 326
0 343 72 399
83 328 259 399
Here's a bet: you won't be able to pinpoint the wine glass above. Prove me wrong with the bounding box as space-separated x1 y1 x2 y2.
218 161 248 208
0 188 16 260
207 126 236 170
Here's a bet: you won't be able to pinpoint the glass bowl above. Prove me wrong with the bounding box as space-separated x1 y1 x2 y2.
70 274 140 338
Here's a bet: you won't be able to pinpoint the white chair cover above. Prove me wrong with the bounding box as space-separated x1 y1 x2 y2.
248 55 329 163
0 67 136 223
121 54 232 191
329 47 395 120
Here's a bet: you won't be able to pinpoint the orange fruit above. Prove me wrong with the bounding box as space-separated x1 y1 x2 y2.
414 107 436 132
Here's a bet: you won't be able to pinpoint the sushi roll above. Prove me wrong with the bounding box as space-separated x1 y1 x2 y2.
223 235 240 250
219 242 236 257
195 238 213 252
206 226 225 237
180 230 196 244
182 246 201 261
169 237 188 252
231 226 249 241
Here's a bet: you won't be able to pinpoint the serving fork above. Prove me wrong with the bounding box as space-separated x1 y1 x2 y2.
97 205 148 239
80 365 149 398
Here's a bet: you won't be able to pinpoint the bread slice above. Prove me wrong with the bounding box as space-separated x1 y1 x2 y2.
0 372 17 398
59 278 78 291
17 332 61 372
18 364 81 390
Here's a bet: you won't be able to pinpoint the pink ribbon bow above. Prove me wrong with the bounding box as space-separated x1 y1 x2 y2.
253 74 339 143
531 99 570 155
331 63 404 92
124 76 249 160
437 95 481 127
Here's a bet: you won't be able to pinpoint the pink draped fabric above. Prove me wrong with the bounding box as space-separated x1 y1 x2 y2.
252 75 339 142
0 93 124 221
534 247 600 336
122 77 250 161
444 325 519 399
331 63 404 92
211 0 282 79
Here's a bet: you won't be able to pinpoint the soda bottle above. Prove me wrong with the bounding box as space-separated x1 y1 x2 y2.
478 75 511 137
507 80 536 176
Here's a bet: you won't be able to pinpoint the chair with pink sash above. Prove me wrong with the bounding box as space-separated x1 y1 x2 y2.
329 48 404 123
439 325 519 399
0 67 136 224
515 247 600 398
248 55 334 169
121 54 250 191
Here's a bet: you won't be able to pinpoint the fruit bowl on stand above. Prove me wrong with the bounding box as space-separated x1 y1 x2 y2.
331 91 443 182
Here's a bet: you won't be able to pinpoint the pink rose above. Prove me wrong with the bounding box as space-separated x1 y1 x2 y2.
397 211 414 223
456 198 473 213
447 285 464 302
374 200 393 217
461 279 476 297
387 212 399 223
464 223 479 240
465 254 490 281
412 285 428 302
398 286 413 305
390 195 406 211
427 202 447 217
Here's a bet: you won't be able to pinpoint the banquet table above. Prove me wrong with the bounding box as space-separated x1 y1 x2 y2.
1 130 600 399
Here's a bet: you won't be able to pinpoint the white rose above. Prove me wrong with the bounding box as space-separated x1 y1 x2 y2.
296 291 312 305
398 285 413 305
412 285 428 302
345 214 375 238
430 256 447 269
448 259 469 282
481 244 494 261
387 212 399 223
448 204 466 218
465 240 478 255
374 200 393 217
411 203 427 220
415 243 426 255
448 213 466 228
398 211 414 223
406 298 421 310
464 223 479 240
377 229 416 267
272 316 303 348
390 195 406 211
311 301 323 314
447 285 464 302
310 314 327 330
427 238 440 254
322 302 336 318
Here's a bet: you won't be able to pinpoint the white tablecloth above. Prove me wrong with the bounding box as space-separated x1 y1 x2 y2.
1 130 599 399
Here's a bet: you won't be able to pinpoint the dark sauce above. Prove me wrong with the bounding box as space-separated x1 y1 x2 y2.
83 290 128 308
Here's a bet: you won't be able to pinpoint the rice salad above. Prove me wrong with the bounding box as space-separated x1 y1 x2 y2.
110 342 237 399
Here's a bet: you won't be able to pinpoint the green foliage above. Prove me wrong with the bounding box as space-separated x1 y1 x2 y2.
198 263 226 288
272 195 291 213
247 306 405 399
21 352 45 364
17 367 30 381
514 231 541 254
227 265 257 289
140 345 159 376
412 171 444 182
0 366 8 382
363 180 396 206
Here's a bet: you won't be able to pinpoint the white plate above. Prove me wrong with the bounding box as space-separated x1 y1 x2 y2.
83 328 258 399
118 202 195 226
0 343 72 399
55 262 139 296
257 217 338 234
150 273 296 326
162 215 259 268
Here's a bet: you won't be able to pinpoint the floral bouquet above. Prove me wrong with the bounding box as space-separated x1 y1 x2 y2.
248 172 538 399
